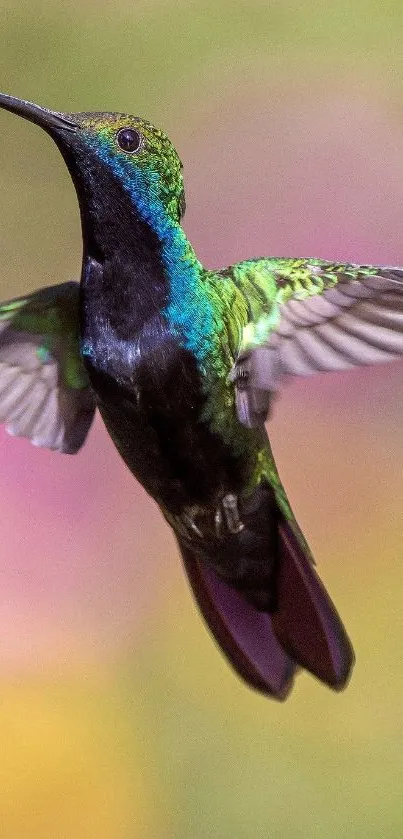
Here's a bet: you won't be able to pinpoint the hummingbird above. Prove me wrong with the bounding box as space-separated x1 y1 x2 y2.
1 94 403 700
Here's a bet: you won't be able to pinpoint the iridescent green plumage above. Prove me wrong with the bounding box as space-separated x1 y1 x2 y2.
166 256 386 522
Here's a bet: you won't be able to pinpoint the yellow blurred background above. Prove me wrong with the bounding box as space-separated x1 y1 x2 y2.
1 0 403 836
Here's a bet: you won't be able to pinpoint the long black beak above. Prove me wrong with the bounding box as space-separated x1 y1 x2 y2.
0 93 77 133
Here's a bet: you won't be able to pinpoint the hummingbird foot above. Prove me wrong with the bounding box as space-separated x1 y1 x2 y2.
182 512 204 539
171 493 245 545
215 493 245 538
176 483 280 612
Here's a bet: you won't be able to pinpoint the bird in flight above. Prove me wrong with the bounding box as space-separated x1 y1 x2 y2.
0 92 402 699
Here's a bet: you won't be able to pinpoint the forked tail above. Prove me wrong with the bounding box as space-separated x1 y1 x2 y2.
178 515 354 699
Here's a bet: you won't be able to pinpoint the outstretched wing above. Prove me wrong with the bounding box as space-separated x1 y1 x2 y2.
0 281 96 452
227 259 403 427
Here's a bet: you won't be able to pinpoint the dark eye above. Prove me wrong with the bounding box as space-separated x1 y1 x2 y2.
116 127 143 153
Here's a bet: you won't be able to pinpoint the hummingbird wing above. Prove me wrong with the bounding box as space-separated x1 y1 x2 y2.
227 259 403 427
0 281 96 452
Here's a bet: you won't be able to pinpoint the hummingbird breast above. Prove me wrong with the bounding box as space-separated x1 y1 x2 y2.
83 316 246 514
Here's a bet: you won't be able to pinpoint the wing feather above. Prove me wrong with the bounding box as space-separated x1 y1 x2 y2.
0 282 96 452
230 261 403 427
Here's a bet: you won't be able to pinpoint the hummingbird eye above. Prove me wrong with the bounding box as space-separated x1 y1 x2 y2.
116 127 143 154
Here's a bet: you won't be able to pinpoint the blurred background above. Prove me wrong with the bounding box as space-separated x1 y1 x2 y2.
0 0 403 836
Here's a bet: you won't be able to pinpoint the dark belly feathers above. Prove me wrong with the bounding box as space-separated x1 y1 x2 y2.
86 330 245 514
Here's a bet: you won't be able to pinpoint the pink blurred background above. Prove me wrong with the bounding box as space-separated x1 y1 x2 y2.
0 2 403 836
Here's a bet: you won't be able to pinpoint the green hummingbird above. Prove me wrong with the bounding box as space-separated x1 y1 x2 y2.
0 93 402 699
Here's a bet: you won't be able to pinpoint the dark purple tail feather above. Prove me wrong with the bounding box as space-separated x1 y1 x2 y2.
179 514 354 698
179 540 296 699
271 519 355 689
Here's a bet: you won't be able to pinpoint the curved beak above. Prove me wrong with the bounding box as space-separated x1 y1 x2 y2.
0 93 77 133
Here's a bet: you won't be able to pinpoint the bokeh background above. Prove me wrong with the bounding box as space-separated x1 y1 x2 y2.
1 1 403 836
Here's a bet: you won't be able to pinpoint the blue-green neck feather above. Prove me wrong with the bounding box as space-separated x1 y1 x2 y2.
84 134 215 364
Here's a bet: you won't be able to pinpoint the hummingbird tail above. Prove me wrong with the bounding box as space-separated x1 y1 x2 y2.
178 538 296 699
272 517 354 690
178 513 354 697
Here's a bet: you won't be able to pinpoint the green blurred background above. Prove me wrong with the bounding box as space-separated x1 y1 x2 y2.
1 0 403 836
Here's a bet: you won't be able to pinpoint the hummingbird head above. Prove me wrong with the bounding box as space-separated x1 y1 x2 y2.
0 93 186 260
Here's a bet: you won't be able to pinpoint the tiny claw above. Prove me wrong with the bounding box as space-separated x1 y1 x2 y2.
215 507 223 539
183 514 203 539
222 493 244 534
